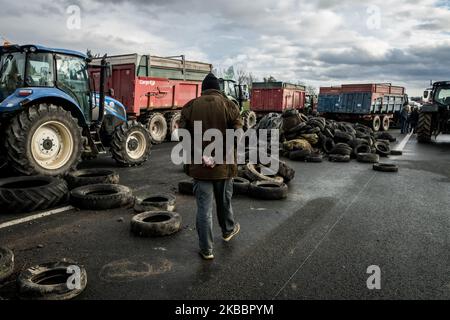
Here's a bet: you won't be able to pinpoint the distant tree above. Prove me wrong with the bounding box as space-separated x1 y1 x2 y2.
263 76 277 82
306 85 317 97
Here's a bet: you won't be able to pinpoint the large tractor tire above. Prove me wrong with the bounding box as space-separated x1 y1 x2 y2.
111 120 152 167
242 110 257 130
166 111 181 141
417 112 433 143
4 104 83 176
143 112 168 144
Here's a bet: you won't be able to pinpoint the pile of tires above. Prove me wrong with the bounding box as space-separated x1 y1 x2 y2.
0 247 14 284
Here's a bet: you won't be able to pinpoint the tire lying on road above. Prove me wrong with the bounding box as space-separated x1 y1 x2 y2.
233 177 250 195
306 154 323 163
289 149 311 161
390 150 403 156
375 141 391 157
65 169 120 189
328 154 351 162
356 153 380 163
277 160 296 182
131 211 182 237
134 194 176 213
70 184 134 210
18 261 87 300
249 181 288 200
0 247 14 284
330 143 353 156
178 180 194 195
354 143 372 156
373 163 399 173
0 176 68 214
244 163 284 183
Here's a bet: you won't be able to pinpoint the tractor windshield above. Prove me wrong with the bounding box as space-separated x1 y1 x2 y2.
0 52 26 102
434 87 450 106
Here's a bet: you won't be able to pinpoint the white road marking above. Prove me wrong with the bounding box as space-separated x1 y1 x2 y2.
395 132 413 152
0 206 74 230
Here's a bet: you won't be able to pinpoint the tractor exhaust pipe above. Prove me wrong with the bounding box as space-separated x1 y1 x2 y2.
97 54 108 128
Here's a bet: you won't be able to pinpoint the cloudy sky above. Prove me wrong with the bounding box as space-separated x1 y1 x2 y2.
1 0 450 95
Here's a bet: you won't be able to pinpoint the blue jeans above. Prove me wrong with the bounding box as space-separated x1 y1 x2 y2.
400 118 408 134
193 179 236 254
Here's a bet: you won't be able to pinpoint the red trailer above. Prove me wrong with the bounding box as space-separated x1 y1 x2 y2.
250 82 306 116
90 54 212 143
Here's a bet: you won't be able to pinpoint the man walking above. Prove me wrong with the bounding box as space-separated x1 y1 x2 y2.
180 73 242 260
400 104 410 134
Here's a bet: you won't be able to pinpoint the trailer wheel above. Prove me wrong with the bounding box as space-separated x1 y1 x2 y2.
5 104 83 176
0 176 69 214
143 113 168 144
111 120 151 167
381 116 390 131
372 116 381 132
166 112 181 141
417 112 433 143
242 110 257 130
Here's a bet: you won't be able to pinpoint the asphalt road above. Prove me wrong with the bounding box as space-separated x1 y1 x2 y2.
1 130 449 300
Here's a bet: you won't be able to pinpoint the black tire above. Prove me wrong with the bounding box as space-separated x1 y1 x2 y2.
330 143 353 156
373 163 398 173
0 176 68 214
354 143 372 156
390 150 403 156
357 153 380 163
322 138 335 154
131 211 182 237
417 112 433 143
375 141 391 157
334 130 353 143
18 261 87 300
65 169 119 190
328 154 351 162
242 110 257 130
178 180 194 195
70 184 134 210
4 104 83 176
233 177 250 195
381 116 390 131
0 247 14 284
306 154 323 163
142 112 168 144
249 181 288 200
277 161 296 182
166 111 181 141
134 194 176 213
289 149 311 161
111 120 152 167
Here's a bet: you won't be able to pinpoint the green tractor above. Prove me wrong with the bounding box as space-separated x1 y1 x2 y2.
219 78 257 130
417 81 450 143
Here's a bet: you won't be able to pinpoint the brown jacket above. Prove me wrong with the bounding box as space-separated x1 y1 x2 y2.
179 89 243 180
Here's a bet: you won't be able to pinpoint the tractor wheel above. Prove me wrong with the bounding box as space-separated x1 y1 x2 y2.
417 112 433 143
143 112 168 144
111 120 152 167
381 116 390 131
242 110 257 130
166 111 181 141
5 104 83 176
372 115 381 132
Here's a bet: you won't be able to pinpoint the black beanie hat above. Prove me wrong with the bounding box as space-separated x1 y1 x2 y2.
202 73 221 92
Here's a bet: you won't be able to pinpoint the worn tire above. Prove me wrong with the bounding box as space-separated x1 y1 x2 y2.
242 110 257 130
289 149 311 161
390 150 403 156
143 112 168 144
131 211 182 237
178 180 194 195
134 194 176 213
328 154 351 162
277 161 295 182
372 115 381 132
70 184 134 210
65 169 119 190
111 120 152 167
381 116 390 131
375 141 391 157
18 261 87 300
417 112 433 143
357 153 380 163
233 177 250 195
249 181 288 200
166 111 181 141
244 163 284 183
0 176 68 214
306 154 323 163
354 143 372 156
373 163 398 173
330 143 353 156
0 247 14 284
4 104 83 176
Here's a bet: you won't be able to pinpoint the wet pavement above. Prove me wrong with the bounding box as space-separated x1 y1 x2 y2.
0 130 449 300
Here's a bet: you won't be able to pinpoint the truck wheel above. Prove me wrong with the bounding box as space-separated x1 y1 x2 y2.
381 116 390 131
242 110 257 130
372 116 381 132
111 120 151 167
417 112 433 143
0 176 69 213
5 104 83 176
166 112 181 141
143 113 168 144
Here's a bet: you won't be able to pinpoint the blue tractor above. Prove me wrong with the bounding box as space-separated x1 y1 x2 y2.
0 44 152 176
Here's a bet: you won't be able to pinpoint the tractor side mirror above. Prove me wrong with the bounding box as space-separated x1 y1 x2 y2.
109 88 115 97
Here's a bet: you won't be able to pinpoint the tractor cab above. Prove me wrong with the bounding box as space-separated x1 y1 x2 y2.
219 78 249 109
